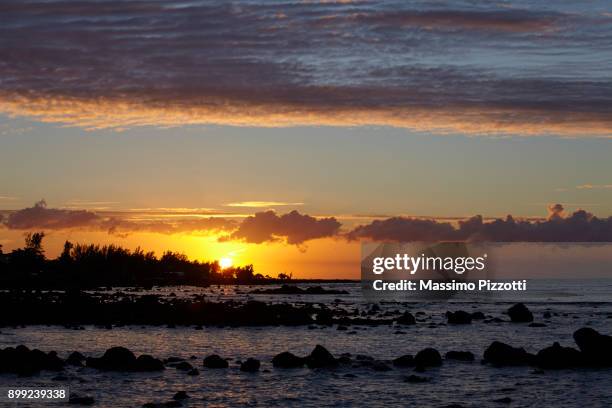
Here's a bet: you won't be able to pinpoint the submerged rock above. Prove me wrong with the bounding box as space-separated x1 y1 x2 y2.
86 347 163 372
507 303 533 323
404 374 430 383
396 312 416 325
483 341 534 366
393 355 415 367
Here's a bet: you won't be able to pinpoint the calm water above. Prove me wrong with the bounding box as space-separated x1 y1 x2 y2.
1 280 612 407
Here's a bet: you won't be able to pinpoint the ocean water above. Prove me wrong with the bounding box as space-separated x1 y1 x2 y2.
1 280 612 407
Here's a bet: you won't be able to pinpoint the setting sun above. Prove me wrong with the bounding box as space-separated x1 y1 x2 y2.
219 257 233 269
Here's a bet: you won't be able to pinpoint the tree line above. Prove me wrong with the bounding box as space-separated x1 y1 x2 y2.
0 232 292 288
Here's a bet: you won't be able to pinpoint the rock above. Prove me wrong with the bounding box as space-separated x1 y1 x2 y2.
272 351 305 368
203 354 228 369
404 374 429 383
483 341 534 366
471 311 485 320
543 311 552 319
446 311 472 324
573 327 612 365
396 312 416 325
305 345 337 368
173 391 189 400
0 345 65 376
414 348 442 367
187 368 200 376
174 361 193 371
66 351 85 366
528 323 547 328
371 361 392 371
536 342 583 368
393 355 415 367
135 355 165 371
493 397 512 403
240 358 261 372
69 395 95 405
507 303 533 323
445 351 474 361
86 346 136 371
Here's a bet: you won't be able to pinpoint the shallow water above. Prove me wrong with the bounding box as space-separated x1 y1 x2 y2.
1 281 612 407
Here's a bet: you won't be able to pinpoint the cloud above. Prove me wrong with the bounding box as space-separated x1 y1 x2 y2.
347 205 612 242
3 200 236 236
220 210 341 244
577 184 612 190
0 1 610 136
226 201 304 208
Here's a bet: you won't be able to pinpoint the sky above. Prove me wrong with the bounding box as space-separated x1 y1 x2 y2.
1 0 611 278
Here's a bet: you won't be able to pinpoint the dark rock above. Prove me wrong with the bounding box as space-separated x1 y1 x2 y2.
445 351 474 361
203 354 228 369
272 351 305 368
483 341 534 366
414 348 442 367
135 355 165 371
471 311 485 320
86 346 136 371
187 368 200 375
493 397 512 404
573 327 612 365
69 395 95 405
173 391 189 400
536 342 583 369
543 311 552 319
507 303 533 323
240 358 261 372
446 311 472 324
305 345 337 368
371 361 392 371
529 322 547 327
404 374 429 383
0 345 64 376
66 351 85 366
396 312 416 325
393 355 415 367
174 361 193 371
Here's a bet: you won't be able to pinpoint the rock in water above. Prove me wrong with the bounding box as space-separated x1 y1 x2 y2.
573 327 612 366
305 345 338 368
535 342 583 368
414 348 442 367
483 341 534 366
507 303 533 323
393 355 415 367
135 355 165 371
240 358 261 372
202 354 228 369
445 351 475 361
272 352 305 368
86 346 136 371
446 311 472 324
396 312 416 325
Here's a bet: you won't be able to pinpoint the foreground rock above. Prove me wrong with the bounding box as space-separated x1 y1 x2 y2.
396 312 416 325
445 351 475 361
86 347 163 372
573 327 612 365
414 348 442 367
251 285 349 295
393 355 415 367
507 303 533 323
483 342 534 366
305 345 338 368
272 351 305 368
535 342 583 368
0 345 64 376
240 358 261 372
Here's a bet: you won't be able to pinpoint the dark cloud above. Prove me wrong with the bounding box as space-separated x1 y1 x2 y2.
348 205 612 242
3 200 236 236
220 210 341 245
0 0 610 135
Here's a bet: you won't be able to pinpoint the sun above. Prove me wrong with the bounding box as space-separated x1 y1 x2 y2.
219 257 233 269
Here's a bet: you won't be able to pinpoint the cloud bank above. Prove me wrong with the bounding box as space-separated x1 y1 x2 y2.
1 0 611 136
